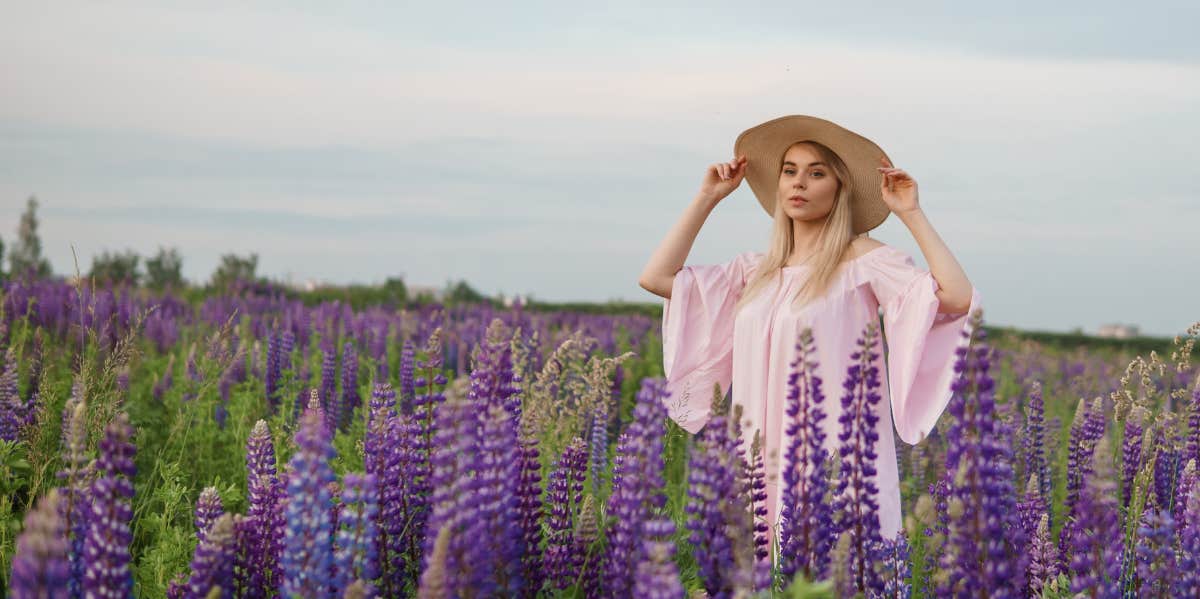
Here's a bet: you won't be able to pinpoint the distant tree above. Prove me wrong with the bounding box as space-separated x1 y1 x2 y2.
89 249 141 286
443 278 486 304
382 276 408 304
0 234 6 281
146 246 184 291
210 252 259 290
8 195 53 279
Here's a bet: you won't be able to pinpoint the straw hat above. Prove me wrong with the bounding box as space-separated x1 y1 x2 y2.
733 114 893 235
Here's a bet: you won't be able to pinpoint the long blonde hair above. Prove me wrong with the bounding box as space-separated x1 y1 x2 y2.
733 140 864 314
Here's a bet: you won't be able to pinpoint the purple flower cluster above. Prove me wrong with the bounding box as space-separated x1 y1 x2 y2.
184 513 237 599
244 420 284 598
82 412 137 599
632 517 685 599
194 487 224 544
334 473 380 596
780 326 836 583
543 437 587 591
603 377 671 597
281 406 337 598
1068 437 1122 597
10 490 70 599
832 321 885 595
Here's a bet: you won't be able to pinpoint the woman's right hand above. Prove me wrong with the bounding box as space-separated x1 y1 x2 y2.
699 155 748 205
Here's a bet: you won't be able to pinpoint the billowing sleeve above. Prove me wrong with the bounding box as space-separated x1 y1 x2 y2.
661 251 757 434
869 246 983 445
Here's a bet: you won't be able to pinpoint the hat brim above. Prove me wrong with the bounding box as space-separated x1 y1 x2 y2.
733 115 892 235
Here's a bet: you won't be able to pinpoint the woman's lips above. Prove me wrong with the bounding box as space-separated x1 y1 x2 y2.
790 196 808 205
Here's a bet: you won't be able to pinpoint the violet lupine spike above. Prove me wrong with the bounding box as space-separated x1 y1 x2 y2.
0 346 22 441
516 428 545 593
56 381 90 599
869 531 912 599
1188 377 1200 467
82 412 137 599
632 517 685 599
543 437 588 592
1122 406 1148 509
184 513 237 599
589 403 608 487
1152 426 1181 512
466 319 523 419
320 347 338 431
937 316 1026 597
266 330 282 408
193 487 223 544
603 378 670 598
281 405 337 599
468 404 526 596
1175 486 1200 596
780 327 835 583
1023 379 1052 506
333 473 380 597
1068 436 1122 598
832 321 884 596
245 419 284 598
1134 500 1177 598
1175 459 1197 526
746 430 770 566
10 489 71 599
1058 396 1106 571
398 338 416 415
341 340 359 430
1026 513 1059 596
1016 474 1049 589
420 397 478 597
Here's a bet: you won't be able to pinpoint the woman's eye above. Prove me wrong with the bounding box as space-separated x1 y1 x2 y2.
812 172 824 177
783 169 795 175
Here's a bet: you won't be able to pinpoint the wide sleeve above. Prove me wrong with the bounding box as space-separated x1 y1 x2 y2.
661 251 756 434
869 246 983 445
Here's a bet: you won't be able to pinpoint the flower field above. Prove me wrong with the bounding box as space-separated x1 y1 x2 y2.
0 277 1198 598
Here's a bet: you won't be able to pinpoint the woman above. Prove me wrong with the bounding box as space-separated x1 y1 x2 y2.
637 114 982 546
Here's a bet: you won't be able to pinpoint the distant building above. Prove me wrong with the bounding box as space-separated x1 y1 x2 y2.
500 293 529 308
1096 323 1140 339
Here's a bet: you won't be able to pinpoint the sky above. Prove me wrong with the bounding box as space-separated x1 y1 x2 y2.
1 1 1197 338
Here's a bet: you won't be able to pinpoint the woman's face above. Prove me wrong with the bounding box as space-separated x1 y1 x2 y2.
777 143 839 222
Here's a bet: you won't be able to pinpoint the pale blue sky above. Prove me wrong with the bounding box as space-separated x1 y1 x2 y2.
1 2 1197 337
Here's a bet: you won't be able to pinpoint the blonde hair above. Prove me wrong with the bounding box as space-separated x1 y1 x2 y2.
733 140 864 314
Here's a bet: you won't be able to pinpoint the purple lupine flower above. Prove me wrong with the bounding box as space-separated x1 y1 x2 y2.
1175 459 1197 526
780 327 836 583
1058 397 1106 571
543 437 588 591
398 338 416 415
1175 486 1200 596
1068 436 1122 598
340 340 359 430
56 380 91 599
633 517 685 599
745 430 770 566
467 404 526 595
466 318 523 418
194 487 223 544
266 330 283 408
244 419 284 598
869 531 912 599
1017 474 1052 592
10 490 70 599
1151 426 1181 512
1122 405 1148 508
320 345 338 431
1134 500 1177 598
184 513 237 599
603 378 670 598
281 405 337 599
937 316 1026 598
0 347 22 441
516 427 544 592
82 412 137 599
589 403 608 489
1023 379 1052 507
420 397 479 597
1188 375 1200 467
833 321 885 595
1026 513 1059 596
333 473 379 597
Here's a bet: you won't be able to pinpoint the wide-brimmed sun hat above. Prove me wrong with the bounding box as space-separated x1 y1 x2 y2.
733 114 893 235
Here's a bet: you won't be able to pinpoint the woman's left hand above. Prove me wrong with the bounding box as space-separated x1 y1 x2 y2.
877 156 920 215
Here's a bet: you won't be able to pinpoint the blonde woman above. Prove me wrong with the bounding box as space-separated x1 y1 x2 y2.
638 114 981 547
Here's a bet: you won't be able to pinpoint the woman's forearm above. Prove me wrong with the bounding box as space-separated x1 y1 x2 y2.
897 208 974 314
638 192 719 299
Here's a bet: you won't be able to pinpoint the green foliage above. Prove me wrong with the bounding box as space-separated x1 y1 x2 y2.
89 248 143 286
145 246 184 291
7 195 52 279
209 252 259 290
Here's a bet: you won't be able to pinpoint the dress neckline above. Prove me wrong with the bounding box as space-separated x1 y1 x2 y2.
780 244 889 270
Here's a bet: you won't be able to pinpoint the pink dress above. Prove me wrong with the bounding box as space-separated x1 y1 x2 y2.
661 244 982 542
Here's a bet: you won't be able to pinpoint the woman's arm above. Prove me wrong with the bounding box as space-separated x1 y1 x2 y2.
898 208 974 314
638 193 719 300
640 155 748 299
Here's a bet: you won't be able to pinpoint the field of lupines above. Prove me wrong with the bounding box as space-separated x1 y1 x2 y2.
0 276 1199 598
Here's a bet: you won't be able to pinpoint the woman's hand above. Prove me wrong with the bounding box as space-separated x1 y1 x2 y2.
877 156 920 215
699 155 747 205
